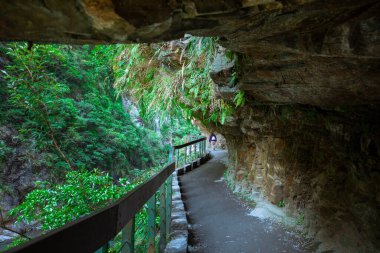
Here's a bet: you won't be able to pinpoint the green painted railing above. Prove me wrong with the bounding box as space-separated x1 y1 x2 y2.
172 137 207 169
6 137 207 253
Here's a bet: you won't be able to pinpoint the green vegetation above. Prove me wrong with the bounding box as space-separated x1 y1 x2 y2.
9 170 133 230
113 36 244 125
277 200 285 208
0 43 168 175
0 36 243 251
0 42 201 251
234 90 246 108
6 168 162 252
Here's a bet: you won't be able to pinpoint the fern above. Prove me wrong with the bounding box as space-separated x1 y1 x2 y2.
234 90 246 108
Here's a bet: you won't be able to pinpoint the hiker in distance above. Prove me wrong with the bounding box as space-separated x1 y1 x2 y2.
209 133 217 150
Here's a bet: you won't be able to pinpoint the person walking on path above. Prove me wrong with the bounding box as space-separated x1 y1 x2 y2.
209 133 217 150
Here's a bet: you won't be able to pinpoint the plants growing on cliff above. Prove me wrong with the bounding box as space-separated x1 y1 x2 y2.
0 43 169 175
277 200 285 208
4 43 74 169
234 90 246 107
113 36 243 125
0 42 200 250
223 169 256 208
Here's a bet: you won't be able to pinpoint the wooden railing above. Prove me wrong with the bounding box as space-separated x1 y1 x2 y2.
171 137 207 169
5 137 208 253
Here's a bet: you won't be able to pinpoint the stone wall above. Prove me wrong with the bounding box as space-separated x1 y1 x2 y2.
215 104 380 252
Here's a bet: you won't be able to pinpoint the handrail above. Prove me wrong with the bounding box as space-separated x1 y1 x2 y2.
173 137 206 149
6 162 175 253
171 137 207 169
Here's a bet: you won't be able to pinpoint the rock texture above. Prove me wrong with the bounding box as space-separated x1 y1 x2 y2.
213 104 380 252
0 126 51 239
0 1 379 252
1 1 379 106
1 1 379 109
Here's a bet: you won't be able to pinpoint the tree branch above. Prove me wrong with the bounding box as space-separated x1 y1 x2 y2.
21 61 73 170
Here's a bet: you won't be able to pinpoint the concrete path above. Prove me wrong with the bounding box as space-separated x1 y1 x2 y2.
180 150 313 253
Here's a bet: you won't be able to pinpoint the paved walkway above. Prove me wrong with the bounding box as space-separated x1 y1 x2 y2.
180 150 313 253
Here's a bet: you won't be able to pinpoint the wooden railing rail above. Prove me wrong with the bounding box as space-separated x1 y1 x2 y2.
172 137 206 150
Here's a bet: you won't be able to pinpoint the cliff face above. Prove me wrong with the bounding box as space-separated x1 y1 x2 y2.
204 1 380 250
0 125 51 238
213 104 379 252
1 0 379 252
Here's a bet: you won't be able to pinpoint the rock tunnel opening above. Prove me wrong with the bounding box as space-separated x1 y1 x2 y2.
0 0 379 252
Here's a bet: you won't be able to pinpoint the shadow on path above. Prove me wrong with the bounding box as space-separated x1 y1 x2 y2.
180 150 313 253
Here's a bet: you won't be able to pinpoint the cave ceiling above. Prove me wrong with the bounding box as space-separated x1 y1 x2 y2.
1 0 379 109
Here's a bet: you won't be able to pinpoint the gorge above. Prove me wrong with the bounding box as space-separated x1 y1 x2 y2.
1 0 379 252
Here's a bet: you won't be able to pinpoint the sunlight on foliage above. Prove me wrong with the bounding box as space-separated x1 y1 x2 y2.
8 169 131 230
7 168 161 250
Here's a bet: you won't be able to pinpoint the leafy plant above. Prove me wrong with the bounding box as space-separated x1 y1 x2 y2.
234 90 246 107
7 168 162 250
9 170 130 230
5 172 168 252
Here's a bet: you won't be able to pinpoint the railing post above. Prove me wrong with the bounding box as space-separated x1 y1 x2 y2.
121 218 135 253
147 194 156 253
176 149 179 168
168 147 174 163
182 148 185 168
158 183 167 253
184 146 187 165
165 174 173 240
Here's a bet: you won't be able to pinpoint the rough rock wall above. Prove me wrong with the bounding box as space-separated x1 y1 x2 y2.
0 126 51 229
214 104 380 252
1 1 379 102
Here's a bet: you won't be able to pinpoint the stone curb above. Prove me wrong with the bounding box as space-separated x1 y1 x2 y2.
164 153 211 253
